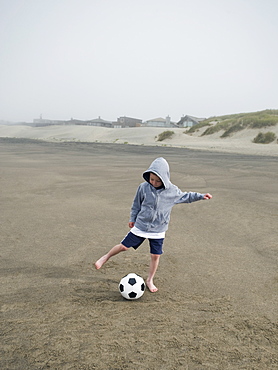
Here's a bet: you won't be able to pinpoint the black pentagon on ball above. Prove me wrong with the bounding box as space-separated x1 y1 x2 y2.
119 284 124 292
141 283 145 291
128 278 137 286
128 291 137 299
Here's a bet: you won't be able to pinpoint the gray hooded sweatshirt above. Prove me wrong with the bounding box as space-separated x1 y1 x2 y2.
130 157 205 233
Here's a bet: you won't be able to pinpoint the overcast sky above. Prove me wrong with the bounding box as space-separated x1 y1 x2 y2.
0 0 277 123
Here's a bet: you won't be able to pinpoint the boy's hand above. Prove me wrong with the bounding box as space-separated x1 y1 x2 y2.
129 222 135 228
203 193 212 200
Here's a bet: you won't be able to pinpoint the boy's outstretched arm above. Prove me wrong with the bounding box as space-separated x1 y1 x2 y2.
203 193 212 200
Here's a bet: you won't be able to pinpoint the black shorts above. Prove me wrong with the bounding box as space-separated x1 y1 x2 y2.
121 232 164 255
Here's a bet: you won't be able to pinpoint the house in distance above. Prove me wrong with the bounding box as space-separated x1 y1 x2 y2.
144 116 176 128
113 116 142 128
176 115 206 128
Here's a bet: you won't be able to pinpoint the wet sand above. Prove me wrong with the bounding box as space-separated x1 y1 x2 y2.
1 139 277 369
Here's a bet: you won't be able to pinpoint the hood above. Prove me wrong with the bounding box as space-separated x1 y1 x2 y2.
143 157 170 189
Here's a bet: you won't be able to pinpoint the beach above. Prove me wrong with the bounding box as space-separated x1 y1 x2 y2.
0 138 277 369
0 124 278 157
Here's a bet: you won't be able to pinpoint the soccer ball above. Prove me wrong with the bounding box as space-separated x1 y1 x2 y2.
119 273 145 300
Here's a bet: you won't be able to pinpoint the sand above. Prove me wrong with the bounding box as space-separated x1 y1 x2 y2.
0 138 277 369
0 123 278 157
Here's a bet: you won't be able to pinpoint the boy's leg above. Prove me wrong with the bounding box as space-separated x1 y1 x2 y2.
147 238 163 292
95 232 145 270
146 254 160 292
94 243 128 269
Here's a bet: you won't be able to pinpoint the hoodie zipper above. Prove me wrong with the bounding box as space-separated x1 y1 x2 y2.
149 189 159 230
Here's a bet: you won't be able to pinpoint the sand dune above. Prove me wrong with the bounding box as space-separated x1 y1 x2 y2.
0 124 278 156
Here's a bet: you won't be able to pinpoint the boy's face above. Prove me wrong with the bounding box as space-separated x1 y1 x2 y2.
149 173 163 188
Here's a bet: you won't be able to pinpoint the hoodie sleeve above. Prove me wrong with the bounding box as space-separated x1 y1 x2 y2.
174 189 205 204
130 184 144 222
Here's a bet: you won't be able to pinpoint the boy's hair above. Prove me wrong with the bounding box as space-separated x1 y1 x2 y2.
144 172 164 189
144 171 161 182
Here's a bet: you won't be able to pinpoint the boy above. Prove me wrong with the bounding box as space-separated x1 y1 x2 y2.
95 157 212 292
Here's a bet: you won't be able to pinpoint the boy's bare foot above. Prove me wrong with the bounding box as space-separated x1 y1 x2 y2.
146 279 158 293
94 255 108 269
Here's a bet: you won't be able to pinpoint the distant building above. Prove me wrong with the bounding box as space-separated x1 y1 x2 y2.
33 116 112 128
144 116 176 128
33 115 66 126
114 116 142 128
68 118 87 125
85 117 112 128
176 115 206 128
